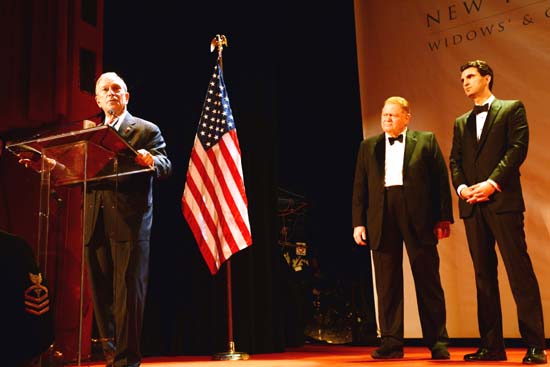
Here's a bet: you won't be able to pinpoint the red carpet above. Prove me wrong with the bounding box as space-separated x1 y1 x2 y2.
72 344 538 366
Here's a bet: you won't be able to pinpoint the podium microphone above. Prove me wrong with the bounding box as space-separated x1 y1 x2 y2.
106 109 120 128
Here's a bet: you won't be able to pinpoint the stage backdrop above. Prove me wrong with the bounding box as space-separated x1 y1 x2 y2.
354 0 550 338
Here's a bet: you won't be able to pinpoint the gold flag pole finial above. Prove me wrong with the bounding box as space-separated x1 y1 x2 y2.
210 34 228 60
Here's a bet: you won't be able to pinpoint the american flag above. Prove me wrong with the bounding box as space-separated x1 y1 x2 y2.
182 61 252 275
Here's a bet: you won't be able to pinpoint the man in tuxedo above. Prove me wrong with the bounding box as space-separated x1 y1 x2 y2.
352 96 453 360
449 60 546 364
85 72 172 367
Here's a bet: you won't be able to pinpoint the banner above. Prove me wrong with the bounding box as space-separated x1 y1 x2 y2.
355 0 550 337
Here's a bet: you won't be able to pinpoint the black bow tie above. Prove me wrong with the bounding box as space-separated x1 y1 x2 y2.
388 134 403 145
473 103 490 114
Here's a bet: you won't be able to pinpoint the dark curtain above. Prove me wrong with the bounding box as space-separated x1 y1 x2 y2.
0 0 69 260
101 2 286 356
0 0 97 361
0 0 70 132
1 0 77 237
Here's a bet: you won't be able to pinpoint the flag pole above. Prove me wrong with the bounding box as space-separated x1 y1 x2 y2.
210 34 250 361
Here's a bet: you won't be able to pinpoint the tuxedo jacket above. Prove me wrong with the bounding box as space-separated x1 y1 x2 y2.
84 112 172 243
449 98 528 219
352 130 453 250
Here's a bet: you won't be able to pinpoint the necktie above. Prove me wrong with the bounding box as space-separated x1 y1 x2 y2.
105 117 119 129
473 103 490 114
388 134 403 145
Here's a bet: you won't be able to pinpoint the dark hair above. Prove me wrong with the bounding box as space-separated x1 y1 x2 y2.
460 60 494 91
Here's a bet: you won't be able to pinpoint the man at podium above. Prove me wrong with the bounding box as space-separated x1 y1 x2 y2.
85 72 172 367
12 71 171 366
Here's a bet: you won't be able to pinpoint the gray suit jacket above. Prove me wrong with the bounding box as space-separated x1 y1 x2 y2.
84 112 172 243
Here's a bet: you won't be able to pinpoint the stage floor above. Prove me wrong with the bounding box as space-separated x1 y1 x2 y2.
74 344 540 366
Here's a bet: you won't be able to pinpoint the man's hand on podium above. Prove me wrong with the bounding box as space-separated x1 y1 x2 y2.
18 153 59 173
135 149 154 168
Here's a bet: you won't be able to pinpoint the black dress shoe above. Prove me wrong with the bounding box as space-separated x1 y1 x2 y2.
104 349 114 367
431 341 450 360
431 346 451 360
371 346 404 359
523 347 547 364
464 348 507 361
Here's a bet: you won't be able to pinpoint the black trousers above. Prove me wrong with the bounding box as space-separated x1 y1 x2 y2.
85 209 149 366
372 186 448 349
463 204 545 350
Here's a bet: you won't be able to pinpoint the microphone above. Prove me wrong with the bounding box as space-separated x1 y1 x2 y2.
105 109 120 128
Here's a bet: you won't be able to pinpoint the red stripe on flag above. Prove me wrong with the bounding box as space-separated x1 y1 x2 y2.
182 151 227 270
189 143 239 254
182 194 218 274
203 147 243 254
211 135 252 245
220 130 249 207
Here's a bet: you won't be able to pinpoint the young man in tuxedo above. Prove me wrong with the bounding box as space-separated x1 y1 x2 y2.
449 59 546 364
352 96 453 360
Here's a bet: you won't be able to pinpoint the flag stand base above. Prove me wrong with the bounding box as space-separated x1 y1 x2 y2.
212 342 250 360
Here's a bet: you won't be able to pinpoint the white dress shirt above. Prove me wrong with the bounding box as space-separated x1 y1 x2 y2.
475 94 495 140
384 128 407 187
457 95 500 197
107 110 127 132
